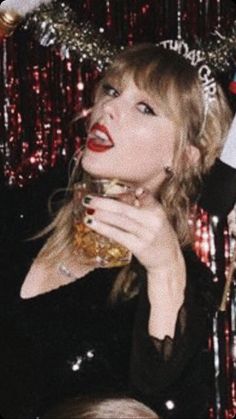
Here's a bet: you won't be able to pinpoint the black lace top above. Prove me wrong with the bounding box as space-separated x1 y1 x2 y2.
0 160 234 419
0 246 218 419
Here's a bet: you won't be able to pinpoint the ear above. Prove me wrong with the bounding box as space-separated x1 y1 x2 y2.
186 144 200 166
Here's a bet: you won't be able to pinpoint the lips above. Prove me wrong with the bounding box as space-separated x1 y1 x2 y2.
87 123 114 152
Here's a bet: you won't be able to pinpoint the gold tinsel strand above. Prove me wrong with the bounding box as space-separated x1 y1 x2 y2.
22 0 120 70
0 10 22 37
21 0 236 76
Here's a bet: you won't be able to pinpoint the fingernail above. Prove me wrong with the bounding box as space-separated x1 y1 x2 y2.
83 195 92 205
86 208 95 215
84 216 93 225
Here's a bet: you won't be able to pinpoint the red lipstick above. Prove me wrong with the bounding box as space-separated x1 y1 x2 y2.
87 123 114 153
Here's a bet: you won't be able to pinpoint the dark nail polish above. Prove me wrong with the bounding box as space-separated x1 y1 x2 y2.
83 196 92 204
85 217 93 225
86 208 95 215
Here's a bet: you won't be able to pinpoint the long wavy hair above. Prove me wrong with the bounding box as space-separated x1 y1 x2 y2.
37 44 232 299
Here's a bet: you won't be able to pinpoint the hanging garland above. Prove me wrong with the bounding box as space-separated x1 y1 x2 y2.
20 0 236 75
0 0 236 75
0 0 52 37
0 0 52 16
22 1 119 70
202 24 236 73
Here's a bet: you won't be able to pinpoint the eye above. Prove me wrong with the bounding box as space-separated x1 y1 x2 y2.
137 102 156 116
102 83 119 98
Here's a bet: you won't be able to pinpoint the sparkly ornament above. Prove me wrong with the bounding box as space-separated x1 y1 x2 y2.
22 1 120 70
219 241 236 312
0 0 52 17
202 23 236 73
159 39 217 105
193 208 236 418
0 0 52 39
0 10 21 38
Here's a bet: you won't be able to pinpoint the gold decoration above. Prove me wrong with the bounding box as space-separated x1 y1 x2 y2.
22 0 120 70
22 0 236 75
22 0 236 78
0 10 22 37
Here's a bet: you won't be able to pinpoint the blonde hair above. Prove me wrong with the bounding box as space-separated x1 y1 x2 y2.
37 44 232 299
43 396 159 419
96 44 232 245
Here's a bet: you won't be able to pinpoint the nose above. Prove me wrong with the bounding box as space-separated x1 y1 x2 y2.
102 98 120 120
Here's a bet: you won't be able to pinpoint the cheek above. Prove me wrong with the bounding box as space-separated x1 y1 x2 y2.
123 123 173 155
150 124 175 157
128 125 175 171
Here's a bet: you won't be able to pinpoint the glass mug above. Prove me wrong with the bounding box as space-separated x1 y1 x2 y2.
73 177 137 267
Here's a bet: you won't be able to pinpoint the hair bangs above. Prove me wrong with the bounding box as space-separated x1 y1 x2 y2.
103 52 180 120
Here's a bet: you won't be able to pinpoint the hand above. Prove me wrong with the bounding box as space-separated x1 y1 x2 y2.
82 191 182 274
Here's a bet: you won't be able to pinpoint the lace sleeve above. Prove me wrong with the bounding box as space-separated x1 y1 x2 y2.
150 303 187 362
129 249 219 416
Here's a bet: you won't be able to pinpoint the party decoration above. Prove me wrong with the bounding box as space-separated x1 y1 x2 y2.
159 39 217 104
0 9 21 37
0 38 92 187
219 241 236 312
0 0 52 38
193 210 236 419
228 206 236 237
0 0 52 17
21 0 236 79
22 1 119 69
202 24 236 73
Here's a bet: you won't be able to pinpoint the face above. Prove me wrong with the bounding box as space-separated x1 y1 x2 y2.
82 75 176 193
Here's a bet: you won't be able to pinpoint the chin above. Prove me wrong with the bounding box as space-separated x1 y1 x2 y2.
81 154 113 179
81 151 137 183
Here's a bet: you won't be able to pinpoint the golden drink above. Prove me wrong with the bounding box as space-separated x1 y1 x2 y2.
73 177 135 267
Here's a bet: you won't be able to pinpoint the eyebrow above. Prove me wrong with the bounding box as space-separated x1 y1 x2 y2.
102 77 166 113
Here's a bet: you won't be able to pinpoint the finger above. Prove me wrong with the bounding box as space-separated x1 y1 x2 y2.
82 194 169 236
83 194 141 216
83 216 138 253
83 195 159 226
90 208 151 240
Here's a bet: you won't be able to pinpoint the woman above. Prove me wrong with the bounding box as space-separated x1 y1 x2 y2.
0 44 233 419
